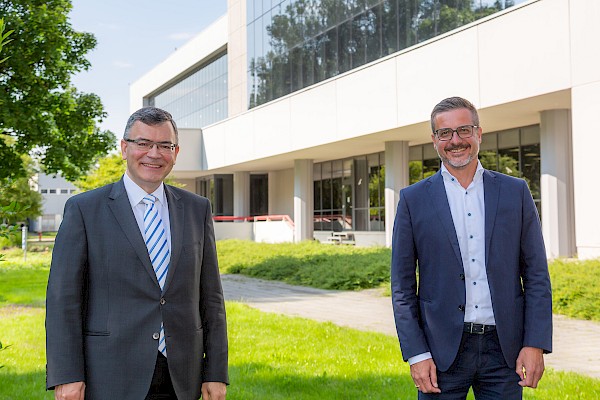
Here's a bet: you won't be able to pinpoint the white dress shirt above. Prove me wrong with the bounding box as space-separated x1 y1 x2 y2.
441 161 495 326
408 161 495 366
123 173 172 258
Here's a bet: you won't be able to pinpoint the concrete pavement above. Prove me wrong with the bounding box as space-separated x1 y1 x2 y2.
222 274 600 379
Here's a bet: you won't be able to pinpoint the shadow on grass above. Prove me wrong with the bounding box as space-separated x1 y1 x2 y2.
228 251 391 291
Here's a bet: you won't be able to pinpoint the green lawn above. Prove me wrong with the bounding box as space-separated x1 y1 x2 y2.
1 304 600 399
1 243 600 399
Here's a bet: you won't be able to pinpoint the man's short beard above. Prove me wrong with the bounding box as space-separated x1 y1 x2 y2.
435 142 479 170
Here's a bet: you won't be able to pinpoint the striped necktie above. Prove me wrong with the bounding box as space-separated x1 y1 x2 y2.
142 194 170 357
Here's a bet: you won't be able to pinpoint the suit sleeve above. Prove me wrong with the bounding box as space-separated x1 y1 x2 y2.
199 201 229 383
390 190 430 361
519 180 553 353
45 198 88 389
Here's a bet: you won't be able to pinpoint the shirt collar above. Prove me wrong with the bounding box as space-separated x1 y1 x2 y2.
440 160 485 185
123 173 166 208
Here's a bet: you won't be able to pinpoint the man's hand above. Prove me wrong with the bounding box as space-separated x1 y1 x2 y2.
55 381 85 400
201 381 226 400
516 346 545 388
410 359 441 394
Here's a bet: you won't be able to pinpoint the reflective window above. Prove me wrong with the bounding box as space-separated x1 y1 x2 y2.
314 152 385 232
147 52 228 129
248 0 525 108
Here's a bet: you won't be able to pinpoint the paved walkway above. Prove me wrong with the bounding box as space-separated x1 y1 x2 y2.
222 274 600 379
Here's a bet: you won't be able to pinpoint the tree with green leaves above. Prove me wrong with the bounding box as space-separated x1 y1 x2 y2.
76 152 185 192
0 17 13 63
0 0 116 182
0 157 42 224
76 153 126 192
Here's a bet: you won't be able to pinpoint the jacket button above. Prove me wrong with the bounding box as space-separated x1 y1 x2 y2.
458 305 465 312
459 273 465 280
160 298 166 305
152 332 160 340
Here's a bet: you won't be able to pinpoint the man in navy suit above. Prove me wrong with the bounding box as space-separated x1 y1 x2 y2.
391 97 552 399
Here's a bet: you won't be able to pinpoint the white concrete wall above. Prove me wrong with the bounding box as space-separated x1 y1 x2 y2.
254 220 294 243
268 169 294 218
214 221 253 241
174 128 203 172
570 0 600 259
214 220 294 243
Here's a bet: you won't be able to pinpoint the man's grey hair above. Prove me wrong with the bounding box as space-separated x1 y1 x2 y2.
430 97 479 132
123 107 179 142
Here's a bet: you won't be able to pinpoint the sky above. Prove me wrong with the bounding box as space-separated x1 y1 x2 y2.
69 0 227 144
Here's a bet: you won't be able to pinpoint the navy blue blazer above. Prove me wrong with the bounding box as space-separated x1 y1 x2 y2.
391 169 552 372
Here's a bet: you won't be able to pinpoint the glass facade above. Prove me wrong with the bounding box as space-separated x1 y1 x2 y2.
314 125 541 232
147 52 228 129
247 0 524 108
314 152 385 232
409 125 541 215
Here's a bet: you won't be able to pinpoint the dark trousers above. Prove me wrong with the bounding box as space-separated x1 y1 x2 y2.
145 352 178 400
419 330 522 400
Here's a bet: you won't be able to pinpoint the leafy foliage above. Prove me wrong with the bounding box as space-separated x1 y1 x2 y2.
218 240 391 290
0 158 42 224
550 258 600 321
75 153 126 192
0 0 116 181
0 17 14 63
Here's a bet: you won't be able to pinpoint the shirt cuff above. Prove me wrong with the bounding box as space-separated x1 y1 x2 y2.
408 352 433 365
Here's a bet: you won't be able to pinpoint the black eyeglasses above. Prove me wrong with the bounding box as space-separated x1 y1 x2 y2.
434 125 478 141
124 138 177 153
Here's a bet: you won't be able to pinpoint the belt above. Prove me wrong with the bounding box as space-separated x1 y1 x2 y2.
463 322 496 335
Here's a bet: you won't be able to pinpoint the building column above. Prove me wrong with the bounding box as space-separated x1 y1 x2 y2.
294 159 314 242
385 141 410 247
233 171 250 217
540 110 576 258
572 82 600 259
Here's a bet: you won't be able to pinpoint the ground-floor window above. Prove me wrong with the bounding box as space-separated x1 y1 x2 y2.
197 174 233 216
250 174 268 216
313 152 385 232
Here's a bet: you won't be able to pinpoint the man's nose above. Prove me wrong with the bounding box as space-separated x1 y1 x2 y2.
449 130 465 143
146 144 162 156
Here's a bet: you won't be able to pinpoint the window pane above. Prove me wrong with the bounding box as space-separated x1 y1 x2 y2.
409 160 422 185
498 147 520 177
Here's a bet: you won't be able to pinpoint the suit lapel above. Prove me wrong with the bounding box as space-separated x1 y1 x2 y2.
483 170 500 265
163 186 183 293
427 171 463 266
107 179 158 287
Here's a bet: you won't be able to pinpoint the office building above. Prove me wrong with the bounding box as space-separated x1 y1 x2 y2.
131 0 600 259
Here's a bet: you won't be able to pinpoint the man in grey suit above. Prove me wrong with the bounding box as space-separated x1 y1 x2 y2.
391 97 552 399
46 107 228 399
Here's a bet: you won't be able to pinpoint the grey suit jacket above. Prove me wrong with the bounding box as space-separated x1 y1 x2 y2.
46 179 228 399
391 169 552 371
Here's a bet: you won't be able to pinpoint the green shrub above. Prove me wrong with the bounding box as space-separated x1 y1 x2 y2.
550 258 600 321
218 240 391 290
